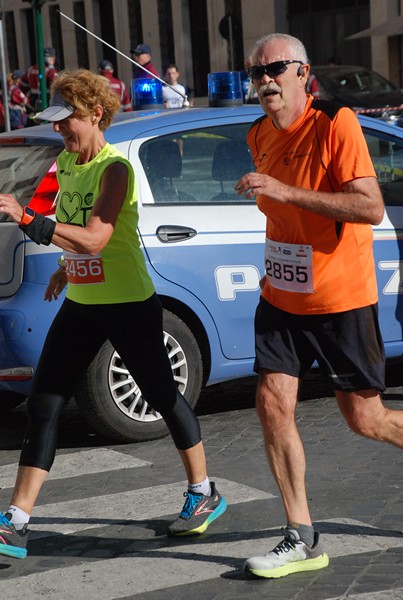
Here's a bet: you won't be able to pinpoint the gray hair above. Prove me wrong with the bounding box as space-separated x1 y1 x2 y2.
251 34 308 64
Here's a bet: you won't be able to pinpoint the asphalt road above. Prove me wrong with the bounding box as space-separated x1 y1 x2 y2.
0 364 402 599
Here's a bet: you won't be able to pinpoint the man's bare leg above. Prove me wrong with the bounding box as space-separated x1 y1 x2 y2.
256 369 311 525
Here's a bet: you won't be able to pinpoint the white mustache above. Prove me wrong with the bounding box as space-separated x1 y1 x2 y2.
258 84 281 98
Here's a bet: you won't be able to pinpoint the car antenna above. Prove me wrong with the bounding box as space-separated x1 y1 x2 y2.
58 10 190 108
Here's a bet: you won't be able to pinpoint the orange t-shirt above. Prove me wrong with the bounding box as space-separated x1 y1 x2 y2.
247 96 378 315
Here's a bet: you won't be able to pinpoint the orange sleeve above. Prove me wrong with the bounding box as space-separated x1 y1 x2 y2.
331 108 376 184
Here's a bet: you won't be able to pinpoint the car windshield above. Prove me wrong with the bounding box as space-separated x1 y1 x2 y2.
0 143 61 223
321 69 396 95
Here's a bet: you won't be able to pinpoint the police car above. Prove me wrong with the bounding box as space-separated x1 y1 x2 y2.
0 104 402 442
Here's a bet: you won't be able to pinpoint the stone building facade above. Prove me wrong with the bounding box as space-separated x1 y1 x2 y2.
2 0 402 101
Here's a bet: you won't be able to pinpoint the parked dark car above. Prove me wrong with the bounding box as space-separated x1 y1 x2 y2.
311 65 403 121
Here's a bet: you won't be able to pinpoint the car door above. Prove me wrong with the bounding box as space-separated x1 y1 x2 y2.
363 124 403 356
131 113 266 361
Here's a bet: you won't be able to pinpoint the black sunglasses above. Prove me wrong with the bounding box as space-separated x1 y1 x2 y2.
247 60 304 80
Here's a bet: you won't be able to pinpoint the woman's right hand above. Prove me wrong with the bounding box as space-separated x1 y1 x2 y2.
0 194 23 223
44 267 67 302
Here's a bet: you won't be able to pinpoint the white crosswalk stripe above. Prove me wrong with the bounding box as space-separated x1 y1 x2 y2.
0 519 402 599
330 593 400 600
0 449 402 599
0 448 151 489
28 477 274 538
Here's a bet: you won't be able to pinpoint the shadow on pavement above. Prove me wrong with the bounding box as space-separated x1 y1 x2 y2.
196 360 403 415
0 361 401 451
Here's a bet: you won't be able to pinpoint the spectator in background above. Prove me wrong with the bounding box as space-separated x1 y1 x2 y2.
306 59 320 99
20 47 59 110
163 64 189 108
306 74 320 98
131 44 160 80
242 55 259 104
7 70 34 129
98 60 132 112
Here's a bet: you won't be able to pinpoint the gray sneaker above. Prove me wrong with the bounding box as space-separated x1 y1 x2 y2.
244 527 329 579
0 512 28 559
167 481 227 536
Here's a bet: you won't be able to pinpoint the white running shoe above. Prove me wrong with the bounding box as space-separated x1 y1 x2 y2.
244 527 329 579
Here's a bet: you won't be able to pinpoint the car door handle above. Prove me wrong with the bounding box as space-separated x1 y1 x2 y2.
156 225 197 243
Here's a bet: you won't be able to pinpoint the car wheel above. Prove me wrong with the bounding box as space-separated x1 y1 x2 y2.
0 391 25 412
74 309 203 443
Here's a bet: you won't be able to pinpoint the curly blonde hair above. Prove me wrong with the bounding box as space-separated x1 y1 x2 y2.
49 69 121 130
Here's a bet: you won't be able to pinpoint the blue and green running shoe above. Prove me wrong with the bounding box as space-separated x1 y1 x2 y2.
0 512 28 559
168 481 227 536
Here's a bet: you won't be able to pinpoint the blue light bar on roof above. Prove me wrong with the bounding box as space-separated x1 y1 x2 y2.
132 78 164 110
208 71 243 107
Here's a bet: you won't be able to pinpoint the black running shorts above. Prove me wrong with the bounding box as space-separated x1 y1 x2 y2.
254 297 386 392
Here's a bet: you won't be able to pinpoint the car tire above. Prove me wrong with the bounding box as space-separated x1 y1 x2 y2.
74 309 203 443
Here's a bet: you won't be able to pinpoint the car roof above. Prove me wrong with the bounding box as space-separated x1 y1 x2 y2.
0 105 401 145
358 113 403 134
311 64 398 89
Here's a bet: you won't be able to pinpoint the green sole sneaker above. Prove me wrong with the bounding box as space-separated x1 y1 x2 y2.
244 527 329 579
168 481 227 536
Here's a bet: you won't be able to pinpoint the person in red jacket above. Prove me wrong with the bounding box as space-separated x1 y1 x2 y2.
8 71 34 110
7 70 34 129
131 44 160 80
306 72 320 98
20 47 59 109
98 60 132 112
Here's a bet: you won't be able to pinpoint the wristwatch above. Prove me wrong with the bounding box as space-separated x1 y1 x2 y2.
19 206 36 226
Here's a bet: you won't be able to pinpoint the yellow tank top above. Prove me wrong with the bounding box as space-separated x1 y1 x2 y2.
56 143 155 304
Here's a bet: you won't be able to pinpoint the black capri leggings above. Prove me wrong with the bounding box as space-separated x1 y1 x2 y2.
20 293 201 470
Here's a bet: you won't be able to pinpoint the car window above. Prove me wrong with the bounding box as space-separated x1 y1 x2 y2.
364 129 403 206
139 123 255 204
316 69 395 95
0 144 61 222
357 70 394 92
